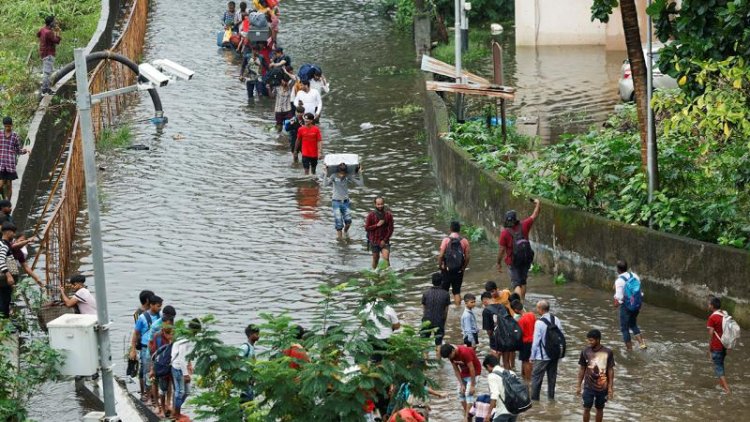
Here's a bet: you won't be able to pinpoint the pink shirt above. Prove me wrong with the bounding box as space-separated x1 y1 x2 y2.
74 287 97 315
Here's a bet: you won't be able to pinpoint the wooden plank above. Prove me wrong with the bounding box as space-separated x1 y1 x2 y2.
420 54 490 85
425 81 516 100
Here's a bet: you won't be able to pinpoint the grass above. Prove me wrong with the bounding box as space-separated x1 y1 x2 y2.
0 0 101 140
391 103 423 117
98 124 133 151
431 30 492 73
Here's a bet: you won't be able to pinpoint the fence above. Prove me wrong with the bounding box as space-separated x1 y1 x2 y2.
30 0 150 291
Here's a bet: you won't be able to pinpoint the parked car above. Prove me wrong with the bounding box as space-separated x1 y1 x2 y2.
618 45 678 102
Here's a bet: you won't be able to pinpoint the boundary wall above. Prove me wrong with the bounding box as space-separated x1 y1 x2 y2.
422 79 750 326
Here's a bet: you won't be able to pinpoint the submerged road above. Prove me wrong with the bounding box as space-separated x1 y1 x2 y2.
30 0 750 420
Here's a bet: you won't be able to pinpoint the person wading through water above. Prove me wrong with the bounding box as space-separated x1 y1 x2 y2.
364 197 394 269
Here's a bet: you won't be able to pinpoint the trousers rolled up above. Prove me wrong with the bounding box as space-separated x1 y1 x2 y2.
332 199 352 230
619 305 641 343
530 359 558 400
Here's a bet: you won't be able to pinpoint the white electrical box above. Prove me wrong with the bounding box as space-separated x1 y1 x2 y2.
48 314 99 376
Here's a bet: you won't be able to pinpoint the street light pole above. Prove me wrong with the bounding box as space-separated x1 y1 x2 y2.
73 48 118 421
454 0 464 121
646 0 656 208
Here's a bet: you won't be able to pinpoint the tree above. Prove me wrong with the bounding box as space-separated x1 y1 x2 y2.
591 0 653 179
647 0 750 96
186 270 436 421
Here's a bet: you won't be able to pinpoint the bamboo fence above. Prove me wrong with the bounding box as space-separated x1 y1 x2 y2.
30 0 150 292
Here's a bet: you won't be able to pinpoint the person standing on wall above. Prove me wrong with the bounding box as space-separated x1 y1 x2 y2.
0 117 29 201
576 329 615 422
37 15 61 95
437 221 470 306
364 197 394 269
497 199 541 300
613 260 647 351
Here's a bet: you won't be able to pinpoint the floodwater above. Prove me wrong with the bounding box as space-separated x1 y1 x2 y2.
28 0 749 420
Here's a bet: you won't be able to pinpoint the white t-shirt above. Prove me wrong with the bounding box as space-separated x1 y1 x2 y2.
294 88 323 117
363 302 399 340
171 339 194 374
488 366 514 415
614 271 642 304
309 78 330 95
74 287 97 315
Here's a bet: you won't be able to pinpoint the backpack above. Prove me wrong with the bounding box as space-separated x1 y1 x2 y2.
297 64 321 82
443 236 465 273
265 66 284 87
620 272 643 312
509 227 534 268
540 315 566 360
497 369 532 415
151 342 174 378
714 311 741 350
249 11 268 29
493 307 523 352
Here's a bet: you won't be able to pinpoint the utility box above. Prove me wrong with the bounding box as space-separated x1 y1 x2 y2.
48 314 99 376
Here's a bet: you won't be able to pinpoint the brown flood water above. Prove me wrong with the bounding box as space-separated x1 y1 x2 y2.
28 0 749 420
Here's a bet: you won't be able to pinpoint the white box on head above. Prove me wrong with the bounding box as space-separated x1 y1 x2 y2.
324 153 360 177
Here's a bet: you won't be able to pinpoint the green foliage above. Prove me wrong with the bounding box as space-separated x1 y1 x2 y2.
554 273 567 285
431 31 491 73
462 224 486 242
377 0 417 30
448 103 750 250
0 0 100 140
0 320 63 421
530 263 542 274
646 0 750 96
391 103 424 117
186 270 436 421
98 125 133 151
590 0 620 23
378 0 514 31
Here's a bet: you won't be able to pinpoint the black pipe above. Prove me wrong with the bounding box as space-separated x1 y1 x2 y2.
50 51 163 113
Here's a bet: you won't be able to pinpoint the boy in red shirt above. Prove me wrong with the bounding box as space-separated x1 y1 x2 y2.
511 299 536 382
707 297 731 394
497 199 541 299
294 113 322 175
440 343 481 420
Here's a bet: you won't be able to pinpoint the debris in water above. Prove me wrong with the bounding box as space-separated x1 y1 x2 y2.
173 133 185 140
360 122 374 130
127 144 150 151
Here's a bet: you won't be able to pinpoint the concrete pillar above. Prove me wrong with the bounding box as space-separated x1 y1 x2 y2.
414 0 431 62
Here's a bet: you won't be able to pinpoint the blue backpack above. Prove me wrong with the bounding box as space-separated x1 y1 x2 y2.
620 272 643 312
152 343 174 378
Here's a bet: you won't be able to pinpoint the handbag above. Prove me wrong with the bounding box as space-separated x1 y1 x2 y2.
5 255 18 276
126 357 140 377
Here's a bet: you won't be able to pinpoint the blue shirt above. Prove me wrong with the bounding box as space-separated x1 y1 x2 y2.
134 311 161 346
531 313 564 361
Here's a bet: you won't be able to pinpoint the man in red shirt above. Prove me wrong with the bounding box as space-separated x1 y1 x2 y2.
294 113 322 175
364 197 394 269
497 199 541 300
707 297 731 394
37 15 61 95
511 299 536 382
440 343 481 420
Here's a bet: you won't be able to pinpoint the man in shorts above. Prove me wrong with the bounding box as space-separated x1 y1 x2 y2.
576 329 614 422
421 272 451 356
497 199 540 299
437 221 470 306
440 343 481 420
295 113 322 175
0 117 29 200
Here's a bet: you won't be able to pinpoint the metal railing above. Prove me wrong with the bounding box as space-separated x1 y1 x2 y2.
30 0 150 291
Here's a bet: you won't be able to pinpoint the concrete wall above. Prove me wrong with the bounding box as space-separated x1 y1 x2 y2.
515 0 657 50
422 79 750 327
13 0 121 231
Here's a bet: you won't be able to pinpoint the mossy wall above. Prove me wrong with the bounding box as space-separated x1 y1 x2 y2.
421 76 750 327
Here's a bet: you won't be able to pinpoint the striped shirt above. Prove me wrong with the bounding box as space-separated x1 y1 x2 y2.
0 239 11 273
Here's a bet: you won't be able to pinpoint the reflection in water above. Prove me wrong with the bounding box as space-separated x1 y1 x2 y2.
28 0 750 420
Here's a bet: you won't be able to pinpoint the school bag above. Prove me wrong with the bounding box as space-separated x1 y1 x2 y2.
265 66 284 87
151 342 174 377
714 310 741 350
493 306 523 352
497 368 532 415
510 227 534 268
620 272 643 312
443 236 465 273
540 315 566 360
297 64 321 82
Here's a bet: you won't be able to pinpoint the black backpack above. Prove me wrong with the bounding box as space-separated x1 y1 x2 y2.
265 67 284 87
540 315 566 360
444 236 465 273
498 369 532 414
510 227 534 268
493 306 523 352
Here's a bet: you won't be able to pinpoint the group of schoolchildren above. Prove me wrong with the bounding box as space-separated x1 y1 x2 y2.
220 1 330 173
